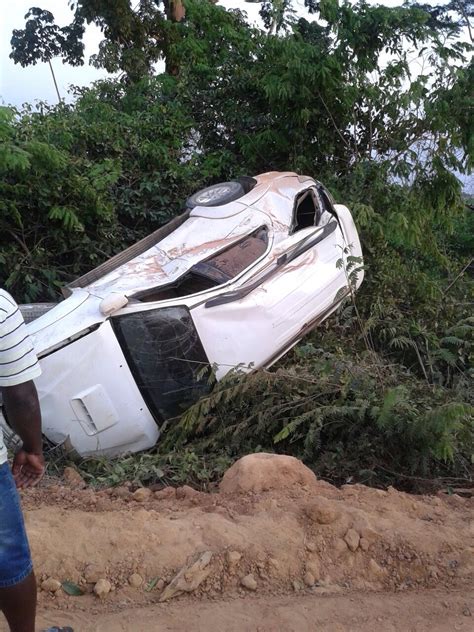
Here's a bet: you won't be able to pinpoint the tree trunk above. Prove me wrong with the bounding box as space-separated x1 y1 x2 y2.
163 0 186 75
166 0 186 22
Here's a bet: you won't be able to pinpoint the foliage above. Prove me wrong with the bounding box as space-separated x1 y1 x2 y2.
56 448 232 489
162 342 473 489
0 78 220 300
10 7 85 68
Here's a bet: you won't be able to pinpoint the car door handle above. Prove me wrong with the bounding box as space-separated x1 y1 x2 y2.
205 221 338 308
276 221 338 265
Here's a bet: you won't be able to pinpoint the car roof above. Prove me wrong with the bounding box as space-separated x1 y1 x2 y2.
83 172 315 299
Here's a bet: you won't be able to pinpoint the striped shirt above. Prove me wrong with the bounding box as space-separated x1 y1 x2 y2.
0 289 42 463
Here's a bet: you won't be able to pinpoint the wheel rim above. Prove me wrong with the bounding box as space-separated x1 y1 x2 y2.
194 184 236 204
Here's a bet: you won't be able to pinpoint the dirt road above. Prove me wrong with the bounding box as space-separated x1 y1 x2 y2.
31 588 474 631
3 454 472 631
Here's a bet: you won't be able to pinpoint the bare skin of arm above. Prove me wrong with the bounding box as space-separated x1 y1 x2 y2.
2 380 45 488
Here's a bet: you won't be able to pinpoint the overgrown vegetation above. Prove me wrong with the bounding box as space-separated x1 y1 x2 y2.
1 0 473 490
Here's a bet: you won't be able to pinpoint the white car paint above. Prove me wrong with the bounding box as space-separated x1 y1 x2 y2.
2 172 363 457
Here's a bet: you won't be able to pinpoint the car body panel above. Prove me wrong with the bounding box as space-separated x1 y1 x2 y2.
33 320 159 456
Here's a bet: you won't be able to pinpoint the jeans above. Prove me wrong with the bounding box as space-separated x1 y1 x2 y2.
0 462 33 587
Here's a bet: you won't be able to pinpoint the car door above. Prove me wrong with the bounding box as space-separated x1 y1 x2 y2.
191 187 349 378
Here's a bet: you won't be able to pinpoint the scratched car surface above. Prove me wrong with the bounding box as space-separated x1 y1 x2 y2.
1 172 363 457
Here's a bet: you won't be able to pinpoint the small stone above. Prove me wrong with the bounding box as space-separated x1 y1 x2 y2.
63 467 86 489
462 607 472 617
94 579 112 599
154 487 176 500
344 529 360 552
226 550 242 566
359 538 370 552
159 551 213 602
132 487 152 502
303 572 315 587
41 578 62 593
305 561 320 581
176 485 200 500
241 574 257 591
113 486 131 499
128 573 143 588
305 542 316 552
368 559 385 577
292 579 304 591
84 564 103 584
428 566 439 580
156 579 165 591
304 498 340 525
268 558 280 572
334 538 349 558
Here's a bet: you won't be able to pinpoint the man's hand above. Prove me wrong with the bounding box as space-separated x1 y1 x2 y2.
12 449 45 488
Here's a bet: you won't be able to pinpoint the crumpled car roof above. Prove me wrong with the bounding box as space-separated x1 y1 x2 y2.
85 171 307 299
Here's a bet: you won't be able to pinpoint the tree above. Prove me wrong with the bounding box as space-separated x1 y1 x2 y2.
10 0 219 82
10 7 85 101
245 1 296 33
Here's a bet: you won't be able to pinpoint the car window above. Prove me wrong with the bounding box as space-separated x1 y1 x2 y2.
134 227 268 302
193 227 268 282
113 307 211 421
292 189 321 233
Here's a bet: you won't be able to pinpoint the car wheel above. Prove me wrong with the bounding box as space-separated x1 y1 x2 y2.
186 181 245 208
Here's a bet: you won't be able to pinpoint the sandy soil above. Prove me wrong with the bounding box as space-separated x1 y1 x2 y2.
2 455 473 631
33 588 474 632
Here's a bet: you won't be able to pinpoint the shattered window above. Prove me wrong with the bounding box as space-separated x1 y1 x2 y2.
113 307 211 421
135 227 268 302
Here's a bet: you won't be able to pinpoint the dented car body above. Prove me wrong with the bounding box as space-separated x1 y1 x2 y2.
2 172 364 457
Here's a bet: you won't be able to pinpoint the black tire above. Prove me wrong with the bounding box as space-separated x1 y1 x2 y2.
186 181 245 209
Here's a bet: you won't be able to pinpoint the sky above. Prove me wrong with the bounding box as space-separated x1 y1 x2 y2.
0 0 405 107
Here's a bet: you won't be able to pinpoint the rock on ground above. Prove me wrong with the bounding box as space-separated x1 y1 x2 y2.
303 497 340 524
132 488 152 502
241 574 258 591
94 579 112 599
62 467 86 489
128 573 143 588
159 551 213 602
41 578 61 593
219 453 317 494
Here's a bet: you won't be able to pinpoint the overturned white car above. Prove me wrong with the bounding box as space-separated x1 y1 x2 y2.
3 172 364 457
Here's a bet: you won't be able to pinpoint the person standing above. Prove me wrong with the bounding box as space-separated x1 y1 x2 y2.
0 288 72 632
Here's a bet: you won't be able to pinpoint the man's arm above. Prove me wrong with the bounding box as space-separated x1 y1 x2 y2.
0 289 44 487
3 381 43 454
2 382 45 488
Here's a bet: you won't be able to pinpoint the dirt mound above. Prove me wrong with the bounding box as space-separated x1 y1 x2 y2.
4 453 470 630
219 453 317 493
18 465 472 616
